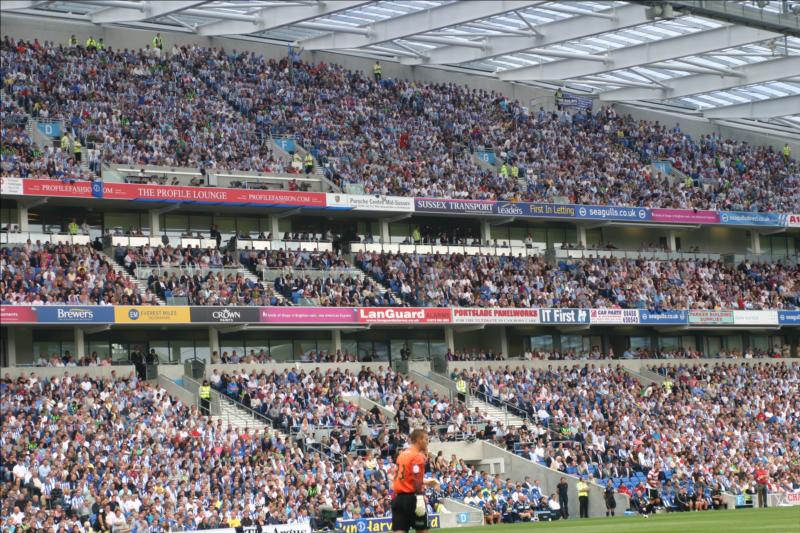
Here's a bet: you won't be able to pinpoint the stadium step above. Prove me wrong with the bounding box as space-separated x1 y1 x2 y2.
99 249 168 305
212 398 273 432
467 396 527 428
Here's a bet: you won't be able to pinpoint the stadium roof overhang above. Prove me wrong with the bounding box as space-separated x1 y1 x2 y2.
2 0 799 130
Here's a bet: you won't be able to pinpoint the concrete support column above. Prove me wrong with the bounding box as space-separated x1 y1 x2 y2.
498 327 509 358
331 329 342 353
18 205 29 232
444 326 455 353
750 232 762 255
380 219 390 244
576 224 587 247
5 328 16 367
209 327 220 363
74 327 85 359
149 210 160 236
481 220 491 244
270 216 280 240
667 231 677 252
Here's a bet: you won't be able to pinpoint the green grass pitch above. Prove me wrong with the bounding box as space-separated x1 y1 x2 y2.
450 507 799 533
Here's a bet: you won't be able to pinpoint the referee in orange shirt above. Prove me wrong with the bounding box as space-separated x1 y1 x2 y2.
392 429 441 533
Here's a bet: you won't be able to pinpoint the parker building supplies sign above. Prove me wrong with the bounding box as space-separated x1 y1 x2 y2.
689 310 734 325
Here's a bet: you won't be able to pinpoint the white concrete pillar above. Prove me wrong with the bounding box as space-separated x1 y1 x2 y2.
576 224 587 247
750 232 762 255
498 327 509 358
380 219 390 244
444 326 455 353
74 327 85 359
667 231 677 252
481 220 492 244
332 329 342 353
149 210 160 237
207 173 218 186
209 327 220 363
5 328 16 366
18 205 29 232
270 216 280 240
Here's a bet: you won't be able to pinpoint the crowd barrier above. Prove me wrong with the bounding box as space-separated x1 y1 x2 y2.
1 305 797 327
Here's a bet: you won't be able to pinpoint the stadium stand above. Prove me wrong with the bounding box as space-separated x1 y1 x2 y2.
1 2 799 531
2 37 798 213
457 362 800 500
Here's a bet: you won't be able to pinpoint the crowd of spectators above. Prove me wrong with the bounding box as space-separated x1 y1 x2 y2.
0 97 91 181
1 37 280 173
3 357 798 530
3 239 797 309
3 37 798 213
448 346 791 361
1 242 158 305
0 371 503 531
456 362 800 499
211 366 488 438
355 252 800 310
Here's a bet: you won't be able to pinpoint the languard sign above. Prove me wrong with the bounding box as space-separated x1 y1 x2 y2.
0 306 789 327
0 177 793 227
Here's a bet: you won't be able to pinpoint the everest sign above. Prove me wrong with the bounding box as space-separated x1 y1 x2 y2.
357 307 452 324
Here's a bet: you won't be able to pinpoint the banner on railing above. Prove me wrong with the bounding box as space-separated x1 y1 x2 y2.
0 177 24 196
3 177 793 228
17 179 327 208
650 208 720 225
452 308 540 324
718 211 786 227
689 310 735 325
36 306 115 323
337 515 440 533
414 198 494 215
768 492 800 507
590 309 640 325
114 306 192 324
539 308 590 324
326 193 415 212
638 310 689 325
177 523 311 533
260 307 357 324
778 310 800 326
357 307 451 324
0 306 37 323
733 310 779 326
190 307 261 323
0 305 794 327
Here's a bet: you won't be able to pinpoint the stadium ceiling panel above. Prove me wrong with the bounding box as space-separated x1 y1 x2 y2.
3 0 799 125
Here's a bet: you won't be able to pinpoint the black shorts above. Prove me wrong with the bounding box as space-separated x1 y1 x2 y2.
392 493 428 532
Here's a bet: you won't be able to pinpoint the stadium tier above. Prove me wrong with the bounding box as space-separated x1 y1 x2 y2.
1 3 799 532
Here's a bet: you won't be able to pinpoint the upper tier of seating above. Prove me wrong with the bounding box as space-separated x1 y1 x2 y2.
2 38 797 213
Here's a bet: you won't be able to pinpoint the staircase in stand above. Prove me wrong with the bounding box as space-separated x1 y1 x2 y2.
467 396 527 428
211 396 273 432
99 249 167 305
